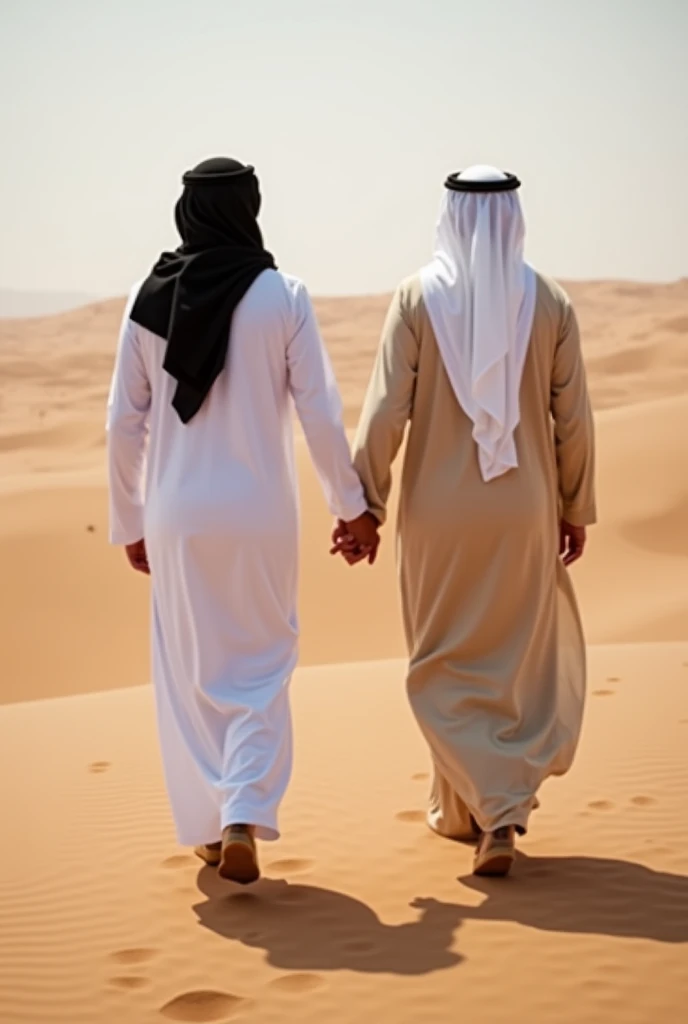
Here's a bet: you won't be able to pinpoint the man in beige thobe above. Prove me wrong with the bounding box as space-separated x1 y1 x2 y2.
333 166 596 876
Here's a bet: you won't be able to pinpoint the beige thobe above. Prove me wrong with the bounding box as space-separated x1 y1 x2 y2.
352 273 596 836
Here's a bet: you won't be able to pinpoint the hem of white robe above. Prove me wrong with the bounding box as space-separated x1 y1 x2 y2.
221 805 280 843
176 820 280 848
157 655 296 850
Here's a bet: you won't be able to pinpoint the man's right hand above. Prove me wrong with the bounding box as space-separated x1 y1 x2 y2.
560 521 586 567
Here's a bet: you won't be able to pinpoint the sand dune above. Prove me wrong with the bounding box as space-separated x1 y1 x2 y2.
0 282 687 695
1 645 687 1023
1 282 687 1021
2 395 686 704
1 279 687 454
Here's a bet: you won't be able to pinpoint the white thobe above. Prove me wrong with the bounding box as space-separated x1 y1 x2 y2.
107 270 366 845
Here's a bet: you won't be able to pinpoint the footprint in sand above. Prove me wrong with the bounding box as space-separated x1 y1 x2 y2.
592 690 615 697
88 761 111 774
588 800 614 811
631 796 657 807
267 858 314 875
161 855 195 870
159 991 247 1021
111 949 158 966
395 810 426 823
411 772 430 781
268 973 324 995
110 976 150 991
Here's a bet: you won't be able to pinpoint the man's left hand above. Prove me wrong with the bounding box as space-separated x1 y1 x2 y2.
125 538 150 575
560 520 586 567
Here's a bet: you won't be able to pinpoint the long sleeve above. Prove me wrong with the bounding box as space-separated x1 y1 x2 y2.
351 285 419 524
287 285 367 523
106 305 151 545
550 301 597 527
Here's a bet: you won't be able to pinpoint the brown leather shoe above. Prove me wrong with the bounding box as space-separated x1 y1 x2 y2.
194 841 221 867
218 825 260 885
473 826 516 877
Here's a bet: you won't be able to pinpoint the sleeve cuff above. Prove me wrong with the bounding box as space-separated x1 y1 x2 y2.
562 504 597 527
333 494 369 524
109 509 145 546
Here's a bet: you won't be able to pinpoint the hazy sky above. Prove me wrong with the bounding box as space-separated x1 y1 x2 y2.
2 0 687 296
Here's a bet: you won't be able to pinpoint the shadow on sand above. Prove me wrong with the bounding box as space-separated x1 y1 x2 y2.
193 870 463 975
459 853 688 943
192 853 688 977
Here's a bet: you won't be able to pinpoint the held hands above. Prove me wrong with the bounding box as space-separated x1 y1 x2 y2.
330 512 380 566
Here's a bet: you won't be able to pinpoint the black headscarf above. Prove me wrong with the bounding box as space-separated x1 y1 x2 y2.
130 157 277 423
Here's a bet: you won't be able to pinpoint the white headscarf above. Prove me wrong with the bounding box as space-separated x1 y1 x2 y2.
420 165 537 482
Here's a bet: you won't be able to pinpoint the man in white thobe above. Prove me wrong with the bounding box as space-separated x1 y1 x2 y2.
107 157 378 884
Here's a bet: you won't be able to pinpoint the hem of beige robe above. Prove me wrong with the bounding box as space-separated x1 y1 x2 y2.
368 506 387 526
427 804 533 840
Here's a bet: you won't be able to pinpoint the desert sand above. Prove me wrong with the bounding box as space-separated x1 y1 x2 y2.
1 281 687 1023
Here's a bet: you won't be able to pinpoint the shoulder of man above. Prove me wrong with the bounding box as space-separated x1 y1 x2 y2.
534 271 574 312
274 270 304 291
126 278 145 313
532 271 579 340
272 271 310 307
120 279 146 336
393 273 425 322
245 269 307 313
268 272 319 336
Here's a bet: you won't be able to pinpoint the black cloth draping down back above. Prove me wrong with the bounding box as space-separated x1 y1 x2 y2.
130 157 277 423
